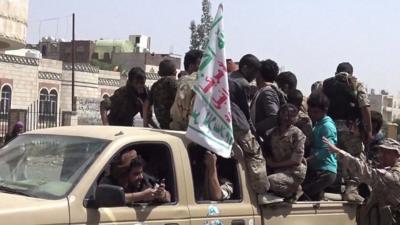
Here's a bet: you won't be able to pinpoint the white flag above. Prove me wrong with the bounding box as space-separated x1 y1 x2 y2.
186 4 233 158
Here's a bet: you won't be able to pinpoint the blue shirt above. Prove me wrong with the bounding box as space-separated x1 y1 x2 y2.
309 116 338 173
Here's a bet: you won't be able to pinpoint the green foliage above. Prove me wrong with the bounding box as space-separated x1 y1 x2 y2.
90 59 115 71
189 0 213 50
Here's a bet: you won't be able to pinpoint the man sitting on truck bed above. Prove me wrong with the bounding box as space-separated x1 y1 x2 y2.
101 149 171 204
263 104 307 200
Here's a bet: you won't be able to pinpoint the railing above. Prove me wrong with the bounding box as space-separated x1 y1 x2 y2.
26 100 62 132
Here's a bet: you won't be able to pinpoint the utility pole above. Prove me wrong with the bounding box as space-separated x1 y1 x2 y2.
71 13 76 112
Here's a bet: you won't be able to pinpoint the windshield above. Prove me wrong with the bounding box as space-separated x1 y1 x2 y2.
0 134 109 200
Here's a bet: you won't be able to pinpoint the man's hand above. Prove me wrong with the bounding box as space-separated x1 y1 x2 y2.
154 183 167 199
322 137 341 154
204 151 217 169
141 188 157 201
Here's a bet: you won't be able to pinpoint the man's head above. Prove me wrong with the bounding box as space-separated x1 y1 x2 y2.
127 67 146 94
377 138 400 168
128 155 146 188
287 89 304 111
307 92 330 123
226 59 238 73
371 111 384 136
278 103 299 127
184 50 203 75
276 71 297 94
336 62 353 75
311 81 323 93
158 59 177 77
238 54 261 82
258 59 279 85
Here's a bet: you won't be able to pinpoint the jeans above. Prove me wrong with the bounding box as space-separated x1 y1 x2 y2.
302 170 337 201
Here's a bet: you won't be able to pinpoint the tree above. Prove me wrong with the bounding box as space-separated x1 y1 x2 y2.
189 0 213 50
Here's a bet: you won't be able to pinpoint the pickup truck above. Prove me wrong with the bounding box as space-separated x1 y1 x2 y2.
0 126 358 225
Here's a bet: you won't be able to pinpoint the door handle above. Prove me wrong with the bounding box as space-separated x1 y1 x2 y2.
231 219 245 225
165 223 179 225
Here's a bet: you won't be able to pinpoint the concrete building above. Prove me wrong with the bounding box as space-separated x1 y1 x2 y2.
0 52 121 135
0 0 28 50
369 93 400 122
59 40 95 63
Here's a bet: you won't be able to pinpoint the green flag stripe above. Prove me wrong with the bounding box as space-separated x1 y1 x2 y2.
211 16 223 30
193 85 233 137
188 125 230 149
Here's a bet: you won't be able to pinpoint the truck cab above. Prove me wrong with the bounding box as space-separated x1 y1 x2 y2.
0 126 358 224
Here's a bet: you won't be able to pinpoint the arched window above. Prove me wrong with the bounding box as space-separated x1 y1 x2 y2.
49 90 58 121
39 89 49 121
0 85 11 120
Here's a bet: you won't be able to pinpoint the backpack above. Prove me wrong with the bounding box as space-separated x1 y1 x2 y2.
323 75 361 121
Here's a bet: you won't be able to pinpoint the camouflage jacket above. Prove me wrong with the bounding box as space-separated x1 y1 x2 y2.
149 76 178 129
266 125 307 180
340 152 400 207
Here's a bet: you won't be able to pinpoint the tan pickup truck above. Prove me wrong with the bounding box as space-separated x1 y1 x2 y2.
0 126 357 225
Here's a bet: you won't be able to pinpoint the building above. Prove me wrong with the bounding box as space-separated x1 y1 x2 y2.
59 40 95 63
0 0 28 50
0 52 121 135
369 93 400 122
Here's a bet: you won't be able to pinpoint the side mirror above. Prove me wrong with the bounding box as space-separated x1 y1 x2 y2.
94 184 125 208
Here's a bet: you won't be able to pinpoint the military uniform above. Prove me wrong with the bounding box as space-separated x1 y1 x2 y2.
169 73 197 131
266 125 307 198
149 76 178 129
323 72 370 201
100 86 149 126
295 110 313 157
337 139 400 225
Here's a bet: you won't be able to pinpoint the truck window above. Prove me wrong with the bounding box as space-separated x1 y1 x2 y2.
96 142 177 204
188 143 241 203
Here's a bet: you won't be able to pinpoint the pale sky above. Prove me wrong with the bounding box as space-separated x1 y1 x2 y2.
28 0 400 95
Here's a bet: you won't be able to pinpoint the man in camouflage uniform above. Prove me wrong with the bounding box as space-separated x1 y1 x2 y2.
264 104 307 199
229 54 270 194
143 59 178 129
323 62 372 202
288 89 313 157
325 138 400 225
169 50 202 131
100 67 157 127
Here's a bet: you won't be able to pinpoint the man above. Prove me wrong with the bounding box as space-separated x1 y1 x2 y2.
288 89 313 158
366 111 385 167
4 121 24 145
264 104 307 201
229 54 270 194
169 50 203 131
302 92 337 201
100 67 157 127
143 59 178 129
276 71 308 114
324 138 400 225
322 62 372 202
101 149 171 204
250 59 285 137
193 150 234 201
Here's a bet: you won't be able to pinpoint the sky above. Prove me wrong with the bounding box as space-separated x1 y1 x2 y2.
28 0 400 95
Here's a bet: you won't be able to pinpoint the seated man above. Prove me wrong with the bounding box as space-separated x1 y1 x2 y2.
264 104 307 201
191 146 234 201
101 149 171 204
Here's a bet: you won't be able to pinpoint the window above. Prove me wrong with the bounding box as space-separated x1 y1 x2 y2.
0 134 109 199
0 85 11 120
39 89 58 122
188 144 241 203
95 142 177 205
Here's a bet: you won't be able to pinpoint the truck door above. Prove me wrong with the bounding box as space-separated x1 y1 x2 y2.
69 141 190 225
184 144 255 225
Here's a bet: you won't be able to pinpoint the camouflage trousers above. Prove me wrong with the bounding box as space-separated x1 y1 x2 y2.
268 170 304 198
337 130 365 187
233 129 270 194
